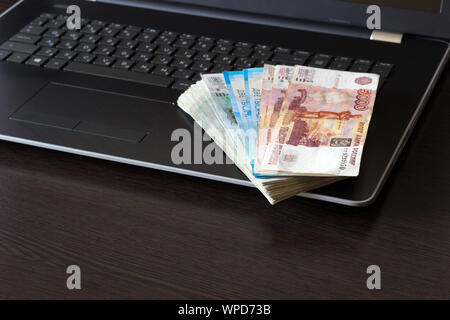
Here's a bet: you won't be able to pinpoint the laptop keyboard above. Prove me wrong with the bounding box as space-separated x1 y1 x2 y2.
0 13 394 91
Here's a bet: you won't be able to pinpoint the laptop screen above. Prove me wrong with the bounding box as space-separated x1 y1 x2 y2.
342 0 442 13
162 0 444 14
115 0 450 38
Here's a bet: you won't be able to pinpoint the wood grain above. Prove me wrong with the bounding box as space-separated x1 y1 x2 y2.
0 0 449 299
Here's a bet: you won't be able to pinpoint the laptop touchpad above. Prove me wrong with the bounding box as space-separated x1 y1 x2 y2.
10 82 172 143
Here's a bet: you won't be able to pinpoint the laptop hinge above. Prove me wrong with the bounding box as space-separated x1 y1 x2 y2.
370 30 403 44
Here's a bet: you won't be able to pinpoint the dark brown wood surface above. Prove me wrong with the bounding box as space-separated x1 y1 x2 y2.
0 0 449 300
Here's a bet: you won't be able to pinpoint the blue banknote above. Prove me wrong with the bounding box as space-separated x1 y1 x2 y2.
223 71 253 132
244 68 264 123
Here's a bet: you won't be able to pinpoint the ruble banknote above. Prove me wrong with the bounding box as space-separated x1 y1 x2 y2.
255 65 379 176
255 65 294 171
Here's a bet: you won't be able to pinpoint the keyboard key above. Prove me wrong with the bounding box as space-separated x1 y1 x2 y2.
175 49 196 59
234 57 255 68
56 14 69 21
7 52 29 63
91 20 107 28
274 47 291 53
31 16 48 26
152 65 173 76
81 18 91 27
108 23 124 30
308 54 332 68
132 52 153 62
328 56 352 71
155 45 176 56
171 57 192 69
143 28 160 35
350 59 373 72
180 33 197 40
46 19 65 29
36 47 58 57
40 13 56 19
136 33 157 43
152 55 172 66
191 61 212 72
117 40 139 49
209 64 233 73
192 42 213 52
57 40 77 50
371 62 394 78
99 37 120 47
255 60 268 67
99 27 120 37
55 50 77 60
126 25 143 32
63 31 84 41
21 24 47 36
26 55 48 66
113 59 134 70
212 45 233 55
293 50 311 60
94 45 115 56
44 28 65 38
173 38 194 49
75 43 96 53
235 41 253 48
172 79 194 90
113 48 134 59
136 42 158 53
154 35 175 46
131 62 154 73
65 62 174 87
172 69 194 79
214 55 235 65
217 39 233 46
81 35 101 44
254 44 272 51
232 47 252 57
93 56 115 67
272 53 305 65
195 52 216 62
162 31 179 38
44 58 67 70
252 49 272 60
117 29 139 40
38 37 59 47
74 53 96 63
0 41 38 54
82 24 102 35
10 33 41 44
198 36 215 44
0 49 11 61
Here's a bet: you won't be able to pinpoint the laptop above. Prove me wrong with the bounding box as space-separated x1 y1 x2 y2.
0 0 448 206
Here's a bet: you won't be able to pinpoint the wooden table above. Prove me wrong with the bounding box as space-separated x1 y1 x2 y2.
0 0 449 299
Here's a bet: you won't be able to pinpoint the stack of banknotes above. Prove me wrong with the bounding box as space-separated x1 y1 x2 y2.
177 65 379 204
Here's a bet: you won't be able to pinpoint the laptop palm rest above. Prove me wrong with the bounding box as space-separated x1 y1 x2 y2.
9 82 172 143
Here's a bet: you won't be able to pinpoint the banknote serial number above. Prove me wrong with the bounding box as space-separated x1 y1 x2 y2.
178 304 271 317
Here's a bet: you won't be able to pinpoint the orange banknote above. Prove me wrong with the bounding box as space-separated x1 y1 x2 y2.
254 65 380 176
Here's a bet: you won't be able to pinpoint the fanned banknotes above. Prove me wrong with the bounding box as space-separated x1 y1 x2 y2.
177 65 379 204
